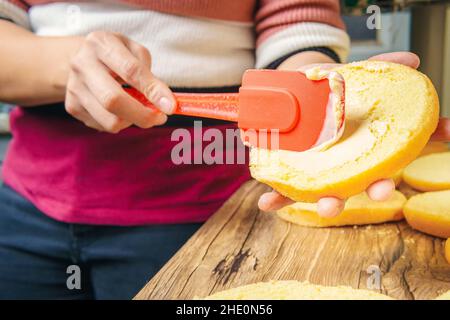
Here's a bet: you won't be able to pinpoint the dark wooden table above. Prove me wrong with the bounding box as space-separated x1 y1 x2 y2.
135 180 450 300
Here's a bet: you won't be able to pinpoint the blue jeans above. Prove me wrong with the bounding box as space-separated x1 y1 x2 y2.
0 184 201 299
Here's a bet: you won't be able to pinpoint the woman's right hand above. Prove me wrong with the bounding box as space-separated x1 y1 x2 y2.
65 31 175 133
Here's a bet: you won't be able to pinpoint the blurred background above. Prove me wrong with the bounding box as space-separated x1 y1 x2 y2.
343 0 450 117
0 0 449 175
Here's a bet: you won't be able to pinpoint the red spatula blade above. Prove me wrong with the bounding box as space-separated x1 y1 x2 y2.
238 69 344 152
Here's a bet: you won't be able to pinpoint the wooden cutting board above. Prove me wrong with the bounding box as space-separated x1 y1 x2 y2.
135 180 450 300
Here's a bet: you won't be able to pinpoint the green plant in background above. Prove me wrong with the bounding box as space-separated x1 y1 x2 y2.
343 0 376 13
344 0 374 8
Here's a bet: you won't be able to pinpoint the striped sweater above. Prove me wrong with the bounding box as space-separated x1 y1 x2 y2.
0 0 350 87
1 1 350 225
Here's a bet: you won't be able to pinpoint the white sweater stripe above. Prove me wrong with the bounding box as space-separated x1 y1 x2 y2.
256 22 351 68
29 2 254 87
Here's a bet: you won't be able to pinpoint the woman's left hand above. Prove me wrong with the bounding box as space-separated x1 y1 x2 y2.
258 51 450 218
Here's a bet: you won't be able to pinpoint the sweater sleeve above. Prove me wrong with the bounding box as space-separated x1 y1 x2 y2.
255 0 350 68
0 0 30 29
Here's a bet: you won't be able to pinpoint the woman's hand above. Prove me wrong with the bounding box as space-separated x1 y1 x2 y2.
65 31 175 133
258 51 447 218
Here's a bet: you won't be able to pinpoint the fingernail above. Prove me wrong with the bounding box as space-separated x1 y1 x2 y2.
157 96 175 114
258 195 272 212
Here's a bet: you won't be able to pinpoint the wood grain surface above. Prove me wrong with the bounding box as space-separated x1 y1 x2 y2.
135 180 450 300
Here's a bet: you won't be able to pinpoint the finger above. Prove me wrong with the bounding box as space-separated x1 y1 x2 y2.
258 191 294 212
317 197 345 218
77 58 167 128
366 179 395 201
368 52 420 69
118 34 152 67
91 33 175 114
73 80 134 133
65 89 104 131
430 117 450 142
296 63 341 73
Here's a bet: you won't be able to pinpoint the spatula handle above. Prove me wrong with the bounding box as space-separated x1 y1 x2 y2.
124 87 239 122
172 92 240 122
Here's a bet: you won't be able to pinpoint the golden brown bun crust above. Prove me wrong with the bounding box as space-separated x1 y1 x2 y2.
403 152 450 192
404 190 450 238
277 191 406 227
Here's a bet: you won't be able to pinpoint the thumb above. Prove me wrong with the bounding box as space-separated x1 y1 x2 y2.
140 76 176 115
368 52 420 69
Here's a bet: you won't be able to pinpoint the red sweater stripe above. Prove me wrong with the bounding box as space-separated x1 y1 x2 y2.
6 0 345 46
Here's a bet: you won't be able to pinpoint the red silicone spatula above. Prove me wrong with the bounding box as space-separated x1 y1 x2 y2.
124 69 345 152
